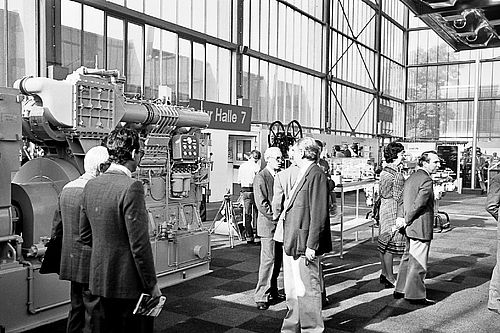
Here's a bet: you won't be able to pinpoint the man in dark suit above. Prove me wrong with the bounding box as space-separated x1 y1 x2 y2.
394 151 440 306
254 147 284 310
52 146 109 333
279 137 332 332
486 173 500 315
80 128 160 333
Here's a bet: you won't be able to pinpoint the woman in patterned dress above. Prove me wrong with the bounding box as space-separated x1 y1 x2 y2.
378 142 406 288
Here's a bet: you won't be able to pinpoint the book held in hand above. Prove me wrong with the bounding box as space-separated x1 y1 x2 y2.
133 293 166 317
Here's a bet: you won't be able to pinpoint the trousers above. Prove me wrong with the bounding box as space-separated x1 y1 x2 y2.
254 238 283 303
67 281 99 333
489 224 500 310
281 252 323 333
241 191 256 240
395 238 430 300
90 296 154 333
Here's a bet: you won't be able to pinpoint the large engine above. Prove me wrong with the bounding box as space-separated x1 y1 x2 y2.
0 67 211 332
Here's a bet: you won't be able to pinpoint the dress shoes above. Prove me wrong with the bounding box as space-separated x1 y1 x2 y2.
393 291 405 299
380 274 395 288
256 302 269 310
407 298 436 306
269 293 286 304
488 307 500 315
322 296 330 308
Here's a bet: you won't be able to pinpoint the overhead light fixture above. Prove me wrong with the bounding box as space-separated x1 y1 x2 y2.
420 0 457 9
442 9 500 48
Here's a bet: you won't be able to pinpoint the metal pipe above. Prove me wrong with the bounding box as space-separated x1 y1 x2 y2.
0 234 23 243
471 55 480 190
13 76 74 127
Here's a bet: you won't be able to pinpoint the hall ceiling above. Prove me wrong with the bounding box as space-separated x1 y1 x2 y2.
401 0 500 51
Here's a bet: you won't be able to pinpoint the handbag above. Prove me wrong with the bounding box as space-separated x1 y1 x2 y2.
39 236 62 274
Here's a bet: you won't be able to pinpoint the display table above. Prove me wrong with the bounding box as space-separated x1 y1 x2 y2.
331 179 376 258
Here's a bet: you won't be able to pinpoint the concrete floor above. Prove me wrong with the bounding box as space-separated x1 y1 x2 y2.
28 192 500 333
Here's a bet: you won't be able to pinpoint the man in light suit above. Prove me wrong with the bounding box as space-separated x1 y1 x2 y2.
254 147 285 310
52 146 109 333
486 173 500 315
80 128 161 333
279 137 332 333
394 151 440 306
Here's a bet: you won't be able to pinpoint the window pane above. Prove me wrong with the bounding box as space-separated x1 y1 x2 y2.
249 57 260 120
206 0 218 37
161 30 177 104
144 0 160 18
178 0 191 28
250 0 260 51
277 3 285 58
8 0 37 85
83 5 104 69
218 47 230 103
192 0 205 33
61 0 82 73
192 42 205 100
107 0 124 5
269 0 277 56
144 26 160 99
0 1 5 86
218 0 230 41
126 0 143 12
161 0 177 23
107 16 124 74
268 63 277 121
178 38 191 102
206 44 218 101
126 22 143 94
260 0 269 54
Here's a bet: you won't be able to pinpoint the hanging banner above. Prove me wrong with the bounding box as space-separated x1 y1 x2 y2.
189 99 252 132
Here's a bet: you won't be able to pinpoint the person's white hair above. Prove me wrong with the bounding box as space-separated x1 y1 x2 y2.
83 146 109 175
264 147 282 161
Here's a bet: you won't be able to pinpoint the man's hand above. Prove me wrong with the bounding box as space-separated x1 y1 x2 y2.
150 283 162 298
395 217 406 229
305 247 316 261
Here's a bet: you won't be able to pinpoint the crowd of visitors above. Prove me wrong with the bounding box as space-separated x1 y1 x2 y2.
48 131 499 333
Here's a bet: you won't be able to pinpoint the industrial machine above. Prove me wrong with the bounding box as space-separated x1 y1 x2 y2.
0 67 211 332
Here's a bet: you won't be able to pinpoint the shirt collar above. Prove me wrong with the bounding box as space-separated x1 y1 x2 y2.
107 163 132 178
299 160 315 173
265 165 278 177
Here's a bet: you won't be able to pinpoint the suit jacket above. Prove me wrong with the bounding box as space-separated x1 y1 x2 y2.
272 165 299 221
254 168 276 238
80 169 157 299
282 163 332 258
403 169 435 241
55 175 93 283
486 174 500 222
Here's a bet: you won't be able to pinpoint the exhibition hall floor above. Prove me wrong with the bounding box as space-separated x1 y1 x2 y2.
29 192 500 333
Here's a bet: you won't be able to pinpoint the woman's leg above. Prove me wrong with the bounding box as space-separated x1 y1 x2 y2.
383 252 396 284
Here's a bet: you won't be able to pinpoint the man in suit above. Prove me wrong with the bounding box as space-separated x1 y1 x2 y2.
254 147 285 310
80 128 161 333
279 137 332 332
52 146 109 333
486 173 500 315
394 151 440 306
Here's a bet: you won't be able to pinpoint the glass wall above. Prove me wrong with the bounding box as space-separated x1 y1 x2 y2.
329 0 405 137
406 19 500 141
0 0 38 86
16 0 500 143
0 0 410 136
